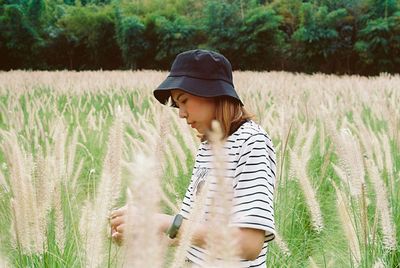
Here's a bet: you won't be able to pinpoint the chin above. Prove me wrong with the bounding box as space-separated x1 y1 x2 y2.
196 128 204 135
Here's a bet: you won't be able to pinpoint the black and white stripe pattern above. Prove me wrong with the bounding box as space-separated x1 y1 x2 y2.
180 120 276 268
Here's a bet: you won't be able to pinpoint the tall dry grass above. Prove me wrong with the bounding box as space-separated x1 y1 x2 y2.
0 71 399 267
79 109 123 267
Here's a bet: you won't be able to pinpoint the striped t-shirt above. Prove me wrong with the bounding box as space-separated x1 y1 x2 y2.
180 120 276 268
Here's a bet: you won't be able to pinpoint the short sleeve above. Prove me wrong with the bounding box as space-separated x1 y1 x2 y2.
230 133 276 241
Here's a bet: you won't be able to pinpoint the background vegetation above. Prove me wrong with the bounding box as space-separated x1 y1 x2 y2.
1 0 400 75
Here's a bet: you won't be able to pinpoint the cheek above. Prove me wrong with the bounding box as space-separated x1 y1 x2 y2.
200 102 216 121
187 99 216 122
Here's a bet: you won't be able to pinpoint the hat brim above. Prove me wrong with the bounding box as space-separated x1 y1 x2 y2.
154 76 243 106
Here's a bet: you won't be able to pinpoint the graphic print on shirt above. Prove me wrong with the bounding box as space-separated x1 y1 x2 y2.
190 167 209 203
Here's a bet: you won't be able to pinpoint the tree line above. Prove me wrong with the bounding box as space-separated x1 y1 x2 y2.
1 0 399 75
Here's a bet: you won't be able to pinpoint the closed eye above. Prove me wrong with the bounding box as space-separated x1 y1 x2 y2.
175 99 187 107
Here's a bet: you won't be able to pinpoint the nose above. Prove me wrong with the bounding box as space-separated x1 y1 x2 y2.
178 107 187 119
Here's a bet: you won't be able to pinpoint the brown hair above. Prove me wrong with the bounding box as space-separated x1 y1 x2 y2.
201 97 254 142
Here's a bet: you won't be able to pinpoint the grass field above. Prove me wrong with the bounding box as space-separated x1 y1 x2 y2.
0 71 399 267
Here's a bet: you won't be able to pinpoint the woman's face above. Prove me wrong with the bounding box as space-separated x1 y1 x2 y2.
171 89 216 135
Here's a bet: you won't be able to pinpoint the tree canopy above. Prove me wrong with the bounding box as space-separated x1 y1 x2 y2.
0 0 399 75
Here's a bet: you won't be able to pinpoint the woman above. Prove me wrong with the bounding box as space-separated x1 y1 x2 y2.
111 49 276 267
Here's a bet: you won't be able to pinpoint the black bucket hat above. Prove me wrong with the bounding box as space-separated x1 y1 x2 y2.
154 49 243 106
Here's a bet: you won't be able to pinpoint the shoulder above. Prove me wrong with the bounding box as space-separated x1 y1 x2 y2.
229 120 273 148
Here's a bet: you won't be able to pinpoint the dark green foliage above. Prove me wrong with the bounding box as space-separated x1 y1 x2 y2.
0 4 40 69
0 0 400 74
360 0 398 20
202 0 242 62
291 4 353 73
148 13 200 69
115 12 147 69
355 13 400 74
237 6 285 70
27 0 45 29
63 0 75 5
55 5 122 69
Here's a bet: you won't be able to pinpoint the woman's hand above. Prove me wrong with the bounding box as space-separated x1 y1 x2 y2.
110 206 263 260
110 205 173 245
110 205 131 244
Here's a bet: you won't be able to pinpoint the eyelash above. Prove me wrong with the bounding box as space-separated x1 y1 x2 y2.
174 98 187 108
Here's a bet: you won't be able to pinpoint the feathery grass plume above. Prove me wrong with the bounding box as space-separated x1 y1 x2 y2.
33 153 55 231
171 180 208 268
291 152 324 233
359 114 397 250
333 181 361 266
154 108 182 213
290 126 324 232
5 117 75 255
79 110 123 268
287 124 305 181
204 120 240 268
49 120 69 250
122 153 166 268
365 159 397 250
48 120 77 252
274 232 291 256
1 131 48 254
141 103 182 213
328 123 365 198
104 107 124 206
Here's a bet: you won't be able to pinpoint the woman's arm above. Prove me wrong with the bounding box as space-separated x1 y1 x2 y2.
111 208 265 261
175 219 265 261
